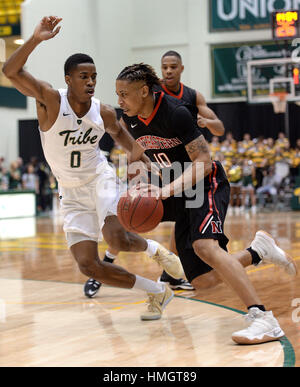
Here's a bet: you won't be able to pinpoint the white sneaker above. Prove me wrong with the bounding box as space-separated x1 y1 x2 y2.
140 284 174 321
232 307 285 344
152 243 184 279
251 230 298 276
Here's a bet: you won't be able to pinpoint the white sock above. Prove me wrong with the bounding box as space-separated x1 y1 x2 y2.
105 250 117 260
133 275 165 294
145 239 159 257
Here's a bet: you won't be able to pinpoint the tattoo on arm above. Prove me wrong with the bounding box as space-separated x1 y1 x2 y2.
186 135 210 157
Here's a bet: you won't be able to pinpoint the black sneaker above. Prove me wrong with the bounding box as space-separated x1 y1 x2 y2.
84 278 102 298
83 255 115 298
158 271 195 291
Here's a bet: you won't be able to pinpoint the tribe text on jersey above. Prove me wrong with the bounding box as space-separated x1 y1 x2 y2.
39 89 107 188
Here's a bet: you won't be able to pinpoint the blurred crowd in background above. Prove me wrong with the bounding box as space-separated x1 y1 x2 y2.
1 131 299 215
110 131 300 214
0 156 56 214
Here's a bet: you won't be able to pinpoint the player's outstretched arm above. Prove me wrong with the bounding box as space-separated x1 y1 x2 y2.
2 16 61 104
196 91 225 136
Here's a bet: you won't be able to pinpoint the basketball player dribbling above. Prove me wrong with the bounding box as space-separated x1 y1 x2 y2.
2 16 186 321
85 50 226 295
115 63 298 344
155 50 225 288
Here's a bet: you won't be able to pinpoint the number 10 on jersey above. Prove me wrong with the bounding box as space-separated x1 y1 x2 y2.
153 152 172 168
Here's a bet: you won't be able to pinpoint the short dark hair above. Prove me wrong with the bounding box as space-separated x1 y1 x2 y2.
64 53 94 76
162 51 182 61
116 63 160 92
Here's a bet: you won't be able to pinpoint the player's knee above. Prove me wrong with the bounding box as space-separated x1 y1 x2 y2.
192 240 217 266
76 255 104 279
106 229 131 251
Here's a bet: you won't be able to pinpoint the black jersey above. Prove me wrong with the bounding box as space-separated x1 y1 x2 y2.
154 83 197 115
153 82 212 140
122 92 201 175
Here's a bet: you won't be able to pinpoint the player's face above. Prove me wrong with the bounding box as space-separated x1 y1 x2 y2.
65 63 97 102
116 80 148 116
161 56 184 88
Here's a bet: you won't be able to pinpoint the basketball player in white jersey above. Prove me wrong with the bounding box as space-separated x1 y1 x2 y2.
2 16 184 321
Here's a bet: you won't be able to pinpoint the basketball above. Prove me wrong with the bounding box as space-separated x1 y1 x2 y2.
117 191 164 233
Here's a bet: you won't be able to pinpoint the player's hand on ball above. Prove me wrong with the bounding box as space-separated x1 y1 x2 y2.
130 183 162 200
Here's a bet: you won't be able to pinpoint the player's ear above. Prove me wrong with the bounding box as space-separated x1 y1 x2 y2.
181 65 185 74
65 75 71 86
141 85 150 98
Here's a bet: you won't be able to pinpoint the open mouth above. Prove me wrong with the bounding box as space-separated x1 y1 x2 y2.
86 89 95 96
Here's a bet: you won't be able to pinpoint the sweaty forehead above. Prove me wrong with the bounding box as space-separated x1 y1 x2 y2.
161 56 181 66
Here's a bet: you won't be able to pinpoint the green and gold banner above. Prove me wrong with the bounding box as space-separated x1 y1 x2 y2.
211 41 291 98
210 0 300 31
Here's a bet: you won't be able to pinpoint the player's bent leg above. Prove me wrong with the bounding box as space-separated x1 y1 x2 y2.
102 215 147 252
103 215 184 279
71 240 136 288
192 238 262 307
192 238 285 344
190 250 254 290
84 248 118 298
71 240 174 319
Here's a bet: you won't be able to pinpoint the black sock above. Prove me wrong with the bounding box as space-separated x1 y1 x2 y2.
247 247 261 266
103 255 114 264
248 304 266 312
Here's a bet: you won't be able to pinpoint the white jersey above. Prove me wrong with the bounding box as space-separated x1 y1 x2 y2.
40 89 107 188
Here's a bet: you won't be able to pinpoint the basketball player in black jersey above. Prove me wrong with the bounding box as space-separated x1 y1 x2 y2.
155 50 225 289
115 63 297 344
84 51 227 296
157 50 225 137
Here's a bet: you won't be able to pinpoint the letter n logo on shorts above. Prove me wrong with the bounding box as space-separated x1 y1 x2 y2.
211 220 222 234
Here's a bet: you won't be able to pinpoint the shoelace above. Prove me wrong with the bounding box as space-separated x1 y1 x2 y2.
146 295 158 312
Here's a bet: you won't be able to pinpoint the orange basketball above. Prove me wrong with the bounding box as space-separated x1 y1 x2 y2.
117 191 164 233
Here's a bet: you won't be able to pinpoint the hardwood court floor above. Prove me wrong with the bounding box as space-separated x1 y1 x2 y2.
0 211 299 367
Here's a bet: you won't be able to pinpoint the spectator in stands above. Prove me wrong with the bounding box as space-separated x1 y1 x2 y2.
22 163 39 192
256 167 278 210
7 160 22 190
225 131 237 149
275 132 289 149
227 157 243 215
241 159 257 214
209 136 221 159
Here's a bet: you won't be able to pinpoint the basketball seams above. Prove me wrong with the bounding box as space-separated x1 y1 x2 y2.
132 198 160 231
129 195 143 229
117 192 163 233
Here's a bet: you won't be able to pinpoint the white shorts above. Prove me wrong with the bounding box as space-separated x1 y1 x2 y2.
59 164 125 248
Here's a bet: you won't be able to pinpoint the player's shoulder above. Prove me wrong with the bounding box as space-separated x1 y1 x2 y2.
100 103 116 117
100 103 118 126
182 83 196 94
163 93 196 116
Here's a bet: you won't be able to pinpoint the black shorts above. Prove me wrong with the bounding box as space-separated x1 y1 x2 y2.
161 161 230 283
